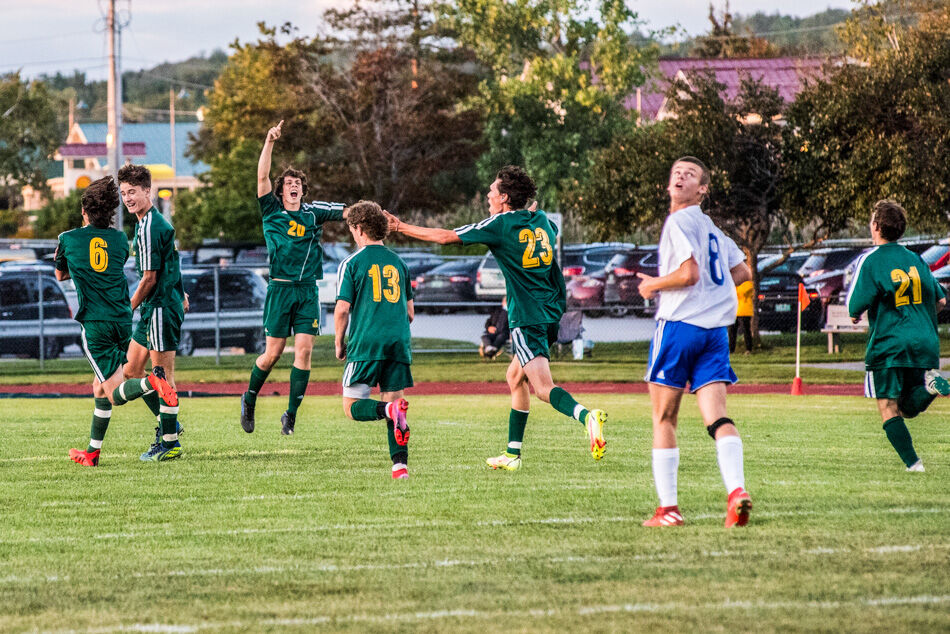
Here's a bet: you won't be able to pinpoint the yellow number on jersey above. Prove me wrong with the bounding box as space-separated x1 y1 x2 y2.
89 237 108 272
891 266 922 307
520 227 553 269
368 264 400 303
287 220 305 237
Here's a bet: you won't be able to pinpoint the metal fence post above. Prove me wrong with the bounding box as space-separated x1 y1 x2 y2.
37 270 45 371
213 264 221 365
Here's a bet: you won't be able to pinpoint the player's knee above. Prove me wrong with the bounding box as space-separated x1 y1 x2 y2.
258 352 279 370
342 402 354 420
707 417 737 439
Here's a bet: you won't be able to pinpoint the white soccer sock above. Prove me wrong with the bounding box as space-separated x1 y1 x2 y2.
652 448 679 508
716 435 745 493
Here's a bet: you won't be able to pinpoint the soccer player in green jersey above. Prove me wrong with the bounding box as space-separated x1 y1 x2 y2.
390 165 607 470
54 176 179 466
241 121 348 435
847 200 949 472
334 201 414 479
118 164 187 461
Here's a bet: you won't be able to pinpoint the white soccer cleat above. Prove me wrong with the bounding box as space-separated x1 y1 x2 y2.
924 370 950 396
486 453 522 471
906 460 925 473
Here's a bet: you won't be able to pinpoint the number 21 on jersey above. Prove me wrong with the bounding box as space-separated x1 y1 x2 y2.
891 266 922 307
368 264 400 303
520 227 553 269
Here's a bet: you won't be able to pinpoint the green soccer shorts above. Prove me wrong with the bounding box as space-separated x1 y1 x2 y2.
342 360 414 398
510 322 559 367
263 281 320 338
80 320 132 383
132 303 184 352
864 367 927 401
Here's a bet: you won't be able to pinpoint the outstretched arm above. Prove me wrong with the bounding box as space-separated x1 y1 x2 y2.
257 120 283 197
385 212 460 244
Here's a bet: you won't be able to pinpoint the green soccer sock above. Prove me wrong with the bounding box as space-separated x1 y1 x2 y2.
142 390 162 420
898 386 937 419
287 366 310 416
549 386 589 427
88 397 112 452
112 377 152 406
351 399 385 421
883 416 919 467
507 408 529 456
386 420 407 461
244 364 271 406
159 403 180 448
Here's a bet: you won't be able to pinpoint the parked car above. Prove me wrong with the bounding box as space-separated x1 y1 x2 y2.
475 254 506 302
561 243 635 280
756 273 822 332
0 270 77 358
413 258 480 312
602 248 659 317
177 267 267 355
758 252 810 276
933 265 950 323
921 242 950 272
798 247 867 279
564 245 650 317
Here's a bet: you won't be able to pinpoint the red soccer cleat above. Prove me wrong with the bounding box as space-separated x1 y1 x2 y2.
725 487 752 528
392 465 409 480
387 398 410 446
147 374 178 407
69 448 100 467
643 505 684 527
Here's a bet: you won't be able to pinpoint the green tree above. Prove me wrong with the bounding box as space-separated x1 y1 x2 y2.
0 73 61 211
690 1 779 58
32 189 83 239
443 0 659 216
784 0 950 236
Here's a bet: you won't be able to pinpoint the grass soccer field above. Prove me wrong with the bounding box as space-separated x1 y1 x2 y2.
2 394 949 632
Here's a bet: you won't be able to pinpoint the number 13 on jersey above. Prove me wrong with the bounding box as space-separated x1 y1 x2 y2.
368 264 400 303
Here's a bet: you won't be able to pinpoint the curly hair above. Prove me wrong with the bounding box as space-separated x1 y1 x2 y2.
346 200 388 241
117 164 151 190
274 167 309 200
495 165 537 210
872 200 907 242
81 176 120 228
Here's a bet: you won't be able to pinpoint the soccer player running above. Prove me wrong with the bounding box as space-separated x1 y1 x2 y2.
118 164 187 461
240 121 347 435
846 200 949 472
334 201 414 479
636 157 753 528
54 176 179 466
389 165 607 470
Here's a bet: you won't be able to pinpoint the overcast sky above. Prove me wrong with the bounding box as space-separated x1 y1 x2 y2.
1 0 853 80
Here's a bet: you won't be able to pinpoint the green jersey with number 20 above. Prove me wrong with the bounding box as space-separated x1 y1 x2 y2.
258 194 345 283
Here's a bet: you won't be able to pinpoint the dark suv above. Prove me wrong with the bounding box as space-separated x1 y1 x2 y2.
177 268 267 355
0 270 77 358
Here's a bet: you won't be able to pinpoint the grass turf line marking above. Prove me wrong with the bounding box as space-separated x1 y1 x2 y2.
49 595 950 632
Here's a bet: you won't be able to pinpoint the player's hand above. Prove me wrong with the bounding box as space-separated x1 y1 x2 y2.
637 272 657 300
335 340 346 361
382 210 401 233
266 120 283 143
182 293 190 313
487 326 496 334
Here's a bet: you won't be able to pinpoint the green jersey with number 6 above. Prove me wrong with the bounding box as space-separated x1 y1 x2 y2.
258 194 345 283
847 242 946 370
55 225 132 323
336 245 413 364
455 210 566 329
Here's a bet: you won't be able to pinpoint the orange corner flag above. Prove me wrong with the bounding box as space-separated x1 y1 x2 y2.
798 283 811 312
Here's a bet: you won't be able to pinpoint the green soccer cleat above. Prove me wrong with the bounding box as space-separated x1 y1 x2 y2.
140 441 182 462
585 409 607 460
924 369 950 396
486 452 522 471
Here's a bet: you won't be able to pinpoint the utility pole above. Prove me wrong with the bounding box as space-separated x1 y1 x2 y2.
169 88 177 220
106 0 124 230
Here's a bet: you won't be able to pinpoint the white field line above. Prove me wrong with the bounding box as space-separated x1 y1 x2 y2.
5 544 948 587
47 595 950 633
2 506 947 546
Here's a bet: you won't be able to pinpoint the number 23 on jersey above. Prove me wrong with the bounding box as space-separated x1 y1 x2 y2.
520 227 553 269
